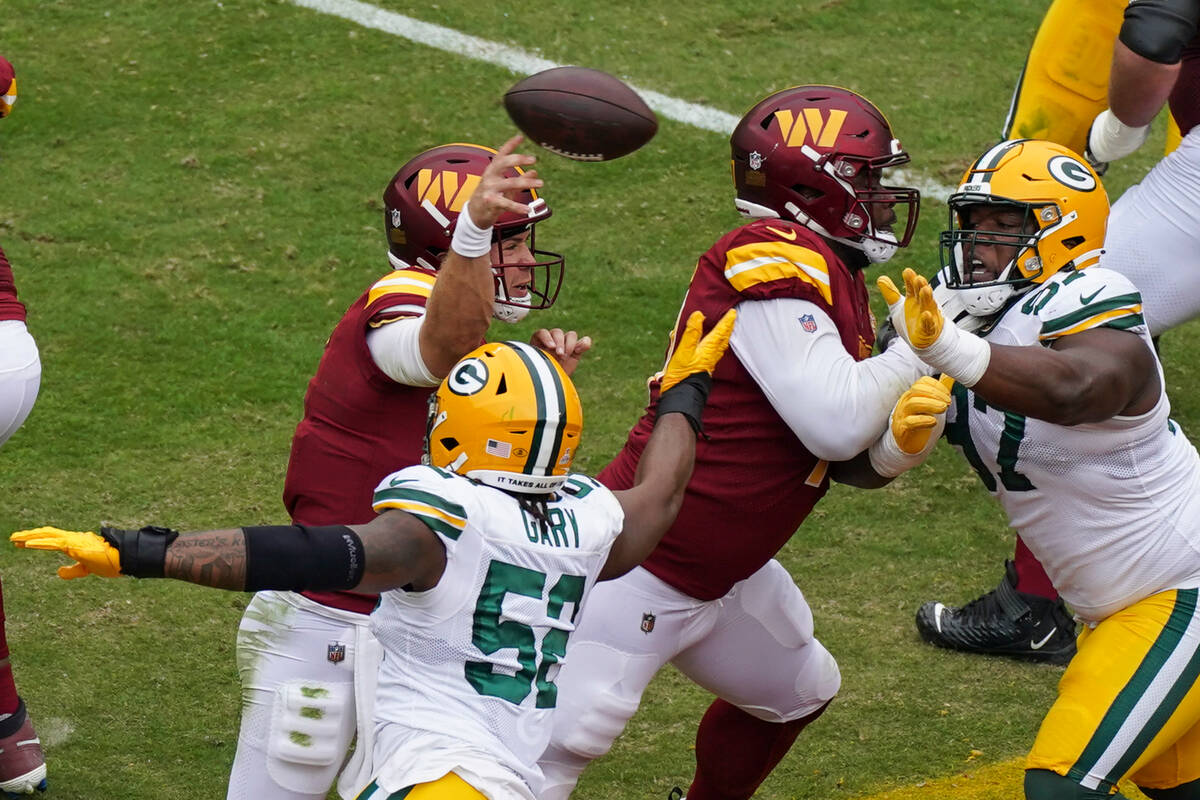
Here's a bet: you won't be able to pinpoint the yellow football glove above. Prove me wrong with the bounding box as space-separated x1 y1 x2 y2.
877 268 945 350
660 309 737 392
891 374 954 454
11 526 123 579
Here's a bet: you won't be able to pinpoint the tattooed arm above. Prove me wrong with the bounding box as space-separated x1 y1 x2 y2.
13 510 448 593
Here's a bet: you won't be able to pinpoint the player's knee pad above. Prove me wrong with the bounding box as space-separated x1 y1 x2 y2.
739 561 815 650
266 680 355 792
1139 778 1200 800
1025 769 1128 800
554 688 641 760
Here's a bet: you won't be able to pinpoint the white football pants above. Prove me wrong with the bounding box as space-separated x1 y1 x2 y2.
227 591 380 800
538 560 840 800
0 320 39 450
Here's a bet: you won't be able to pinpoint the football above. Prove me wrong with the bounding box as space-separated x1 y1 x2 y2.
503 66 658 161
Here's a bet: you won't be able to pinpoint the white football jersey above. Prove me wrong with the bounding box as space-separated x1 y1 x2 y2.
946 267 1200 622
365 464 624 796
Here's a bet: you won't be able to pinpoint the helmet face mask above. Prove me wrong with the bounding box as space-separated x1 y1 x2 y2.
423 341 582 495
383 144 565 314
490 216 565 323
730 85 920 261
940 139 1108 318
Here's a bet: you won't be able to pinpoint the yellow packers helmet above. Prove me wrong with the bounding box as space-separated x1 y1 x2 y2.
940 138 1109 317
424 341 582 494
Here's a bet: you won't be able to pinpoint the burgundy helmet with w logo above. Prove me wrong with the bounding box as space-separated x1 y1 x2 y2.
382 143 563 311
730 85 919 263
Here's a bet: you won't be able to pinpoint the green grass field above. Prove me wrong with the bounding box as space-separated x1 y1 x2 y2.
0 1 1184 798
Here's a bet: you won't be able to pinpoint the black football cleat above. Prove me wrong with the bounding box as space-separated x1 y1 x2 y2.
916 561 1077 665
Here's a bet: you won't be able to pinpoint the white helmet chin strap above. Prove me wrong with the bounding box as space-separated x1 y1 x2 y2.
492 295 531 324
948 243 1023 318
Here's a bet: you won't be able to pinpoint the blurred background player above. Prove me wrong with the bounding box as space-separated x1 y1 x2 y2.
0 54 48 799
12 312 735 800
917 0 1200 665
227 136 592 800
881 137 1200 800
538 85 940 800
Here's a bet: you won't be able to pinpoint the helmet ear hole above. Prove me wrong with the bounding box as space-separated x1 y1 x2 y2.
1061 235 1085 250
793 185 822 202
496 375 508 395
439 436 460 450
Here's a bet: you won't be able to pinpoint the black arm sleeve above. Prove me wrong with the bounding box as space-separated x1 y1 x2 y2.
1120 0 1200 64
242 525 366 591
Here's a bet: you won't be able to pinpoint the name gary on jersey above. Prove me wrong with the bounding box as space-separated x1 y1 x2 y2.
520 506 581 549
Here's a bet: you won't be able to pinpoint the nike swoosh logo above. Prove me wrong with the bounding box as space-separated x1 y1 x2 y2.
1079 286 1105 305
933 603 946 633
389 477 417 487
1030 628 1057 650
765 225 797 241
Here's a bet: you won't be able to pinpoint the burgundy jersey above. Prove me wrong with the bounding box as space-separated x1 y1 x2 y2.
0 244 27 322
598 219 876 600
284 264 443 613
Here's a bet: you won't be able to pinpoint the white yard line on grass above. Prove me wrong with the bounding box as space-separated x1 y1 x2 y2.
287 0 954 199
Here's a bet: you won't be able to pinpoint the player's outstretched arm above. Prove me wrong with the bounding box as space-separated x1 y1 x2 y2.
878 268 1159 424
11 510 446 593
600 309 735 581
421 135 543 378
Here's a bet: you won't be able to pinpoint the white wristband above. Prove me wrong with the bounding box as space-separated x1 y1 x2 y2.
1087 108 1150 164
450 200 494 258
868 414 945 478
918 323 991 388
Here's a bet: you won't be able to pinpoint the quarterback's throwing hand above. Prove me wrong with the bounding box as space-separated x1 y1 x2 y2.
11 526 123 579
877 268 944 350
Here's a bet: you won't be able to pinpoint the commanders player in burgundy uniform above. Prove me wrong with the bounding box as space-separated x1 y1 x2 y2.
917 0 1200 666
226 136 590 800
539 86 936 800
0 55 47 799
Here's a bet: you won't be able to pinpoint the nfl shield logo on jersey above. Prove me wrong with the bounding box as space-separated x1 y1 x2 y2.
640 613 656 634
799 314 818 333
327 642 346 664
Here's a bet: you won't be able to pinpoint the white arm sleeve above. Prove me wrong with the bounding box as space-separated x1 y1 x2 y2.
365 314 440 388
731 297 932 461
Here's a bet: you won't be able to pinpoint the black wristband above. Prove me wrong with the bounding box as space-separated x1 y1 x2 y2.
99 525 180 579
242 525 365 592
657 372 713 434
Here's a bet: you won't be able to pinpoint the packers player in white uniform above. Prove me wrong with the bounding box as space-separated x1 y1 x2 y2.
879 138 1200 798
8 313 740 800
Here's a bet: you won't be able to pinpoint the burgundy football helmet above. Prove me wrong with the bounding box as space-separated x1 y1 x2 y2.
382 143 564 314
730 85 919 262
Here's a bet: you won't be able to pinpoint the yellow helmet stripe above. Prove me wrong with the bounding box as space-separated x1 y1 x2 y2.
724 241 831 304
507 342 568 478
